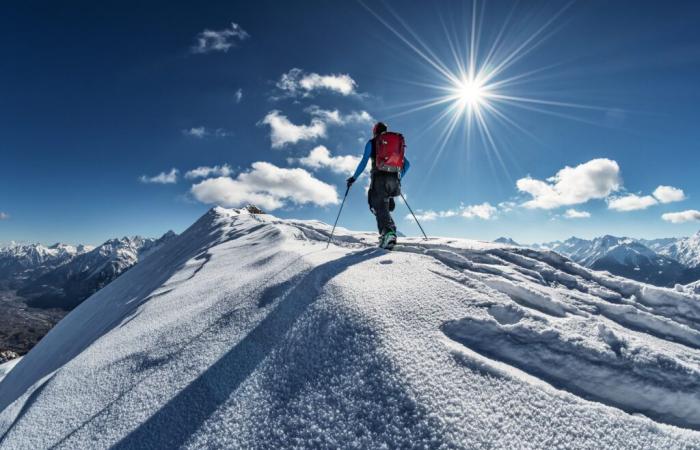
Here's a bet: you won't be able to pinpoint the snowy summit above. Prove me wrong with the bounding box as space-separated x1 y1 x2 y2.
1 207 700 448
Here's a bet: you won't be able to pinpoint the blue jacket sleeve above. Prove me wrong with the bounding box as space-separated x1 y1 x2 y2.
401 157 410 178
351 140 372 180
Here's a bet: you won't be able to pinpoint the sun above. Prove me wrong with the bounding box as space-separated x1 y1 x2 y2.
452 75 490 112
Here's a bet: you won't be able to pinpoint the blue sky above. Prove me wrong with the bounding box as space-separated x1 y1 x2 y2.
2 0 700 246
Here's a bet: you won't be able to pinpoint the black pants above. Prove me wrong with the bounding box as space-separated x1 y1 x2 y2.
368 172 400 235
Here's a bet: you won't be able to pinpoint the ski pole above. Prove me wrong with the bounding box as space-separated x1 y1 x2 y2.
400 192 428 240
326 185 350 249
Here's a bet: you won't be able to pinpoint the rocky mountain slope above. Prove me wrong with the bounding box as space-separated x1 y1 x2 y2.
1 207 699 448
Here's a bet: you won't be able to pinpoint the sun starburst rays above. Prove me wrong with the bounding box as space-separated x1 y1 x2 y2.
361 0 606 182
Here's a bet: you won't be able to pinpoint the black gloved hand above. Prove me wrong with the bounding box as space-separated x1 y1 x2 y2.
346 176 356 188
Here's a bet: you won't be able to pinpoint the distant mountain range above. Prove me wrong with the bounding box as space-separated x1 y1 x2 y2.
0 242 94 288
18 232 177 309
0 231 177 355
1 232 177 310
495 231 700 287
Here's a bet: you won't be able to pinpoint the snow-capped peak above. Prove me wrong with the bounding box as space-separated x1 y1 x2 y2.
493 237 520 246
657 230 700 268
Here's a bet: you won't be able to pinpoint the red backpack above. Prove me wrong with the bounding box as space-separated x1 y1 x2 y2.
374 132 405 173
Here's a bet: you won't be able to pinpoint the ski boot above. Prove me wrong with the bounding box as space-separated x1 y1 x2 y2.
379 231 397 250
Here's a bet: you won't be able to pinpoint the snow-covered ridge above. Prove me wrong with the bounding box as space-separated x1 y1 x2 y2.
1 207 699 448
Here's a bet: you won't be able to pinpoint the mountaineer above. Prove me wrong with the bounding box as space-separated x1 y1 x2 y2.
347 122 410 249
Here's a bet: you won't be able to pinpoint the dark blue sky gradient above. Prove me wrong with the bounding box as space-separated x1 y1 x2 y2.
2 1 700 245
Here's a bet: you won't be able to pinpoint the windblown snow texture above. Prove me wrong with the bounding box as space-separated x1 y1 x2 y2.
1 207 699 448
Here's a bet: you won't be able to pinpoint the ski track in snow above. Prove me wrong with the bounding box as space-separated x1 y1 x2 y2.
0 207 700 448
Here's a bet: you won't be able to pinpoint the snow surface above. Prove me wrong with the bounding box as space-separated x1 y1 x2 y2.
1 207 700 448
0 358 21 384
683 280 700 295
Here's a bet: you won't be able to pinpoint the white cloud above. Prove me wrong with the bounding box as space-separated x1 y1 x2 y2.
276 68 357 97
607 194 658 211
653 185 686 203
408 203 496 221
409 210 458 221
411 211 438 221
191 22 249 54
517 158 621 209
0 212 9 220
190 161 338 211
260 111 327 148
140 169 179 184
260 108 372 148
306 106 374 126
462 203 498 220
300 73 356 96
234 88 243 103
605 185 686 212
185 164 233 179
183 127 207 138
563 209 591 219
291 145 360 175
662 210 700 224
182 127 232 138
